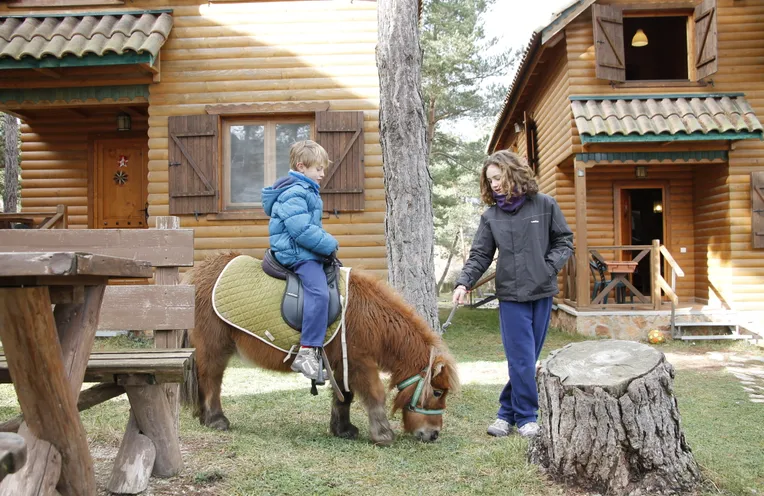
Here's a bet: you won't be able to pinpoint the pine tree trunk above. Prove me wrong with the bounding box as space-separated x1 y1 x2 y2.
530 340 702 495
3 114 19 213
377 0 439 331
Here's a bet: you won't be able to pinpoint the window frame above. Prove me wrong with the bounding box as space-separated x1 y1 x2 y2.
622 9 695 83
221 115 315 211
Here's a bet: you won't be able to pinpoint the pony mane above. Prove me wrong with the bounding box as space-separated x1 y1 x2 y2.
345 270 460 413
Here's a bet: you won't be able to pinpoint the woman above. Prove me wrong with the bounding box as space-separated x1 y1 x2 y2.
453 150 573 438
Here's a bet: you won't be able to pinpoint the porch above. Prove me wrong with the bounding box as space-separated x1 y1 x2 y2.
555 241 760 341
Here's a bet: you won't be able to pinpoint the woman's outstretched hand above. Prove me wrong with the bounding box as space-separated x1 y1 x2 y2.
452 285 468 305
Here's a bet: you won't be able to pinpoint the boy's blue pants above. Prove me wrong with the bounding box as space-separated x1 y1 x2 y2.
497 296 553 428
292 260 329 347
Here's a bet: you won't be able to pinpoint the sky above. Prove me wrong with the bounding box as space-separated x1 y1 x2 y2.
449 0 573 140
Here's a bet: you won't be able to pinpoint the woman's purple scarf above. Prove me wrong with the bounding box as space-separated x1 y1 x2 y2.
493 190 526 213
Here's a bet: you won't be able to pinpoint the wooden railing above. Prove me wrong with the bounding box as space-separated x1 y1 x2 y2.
0 204 67 229
561 240 683 310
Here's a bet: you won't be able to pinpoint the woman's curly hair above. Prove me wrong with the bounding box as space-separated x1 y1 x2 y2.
479 150 539 205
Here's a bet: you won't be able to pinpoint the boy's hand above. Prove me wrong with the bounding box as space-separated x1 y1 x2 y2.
453 285 468 305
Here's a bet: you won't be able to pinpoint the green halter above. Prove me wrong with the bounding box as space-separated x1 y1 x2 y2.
396 373 444 416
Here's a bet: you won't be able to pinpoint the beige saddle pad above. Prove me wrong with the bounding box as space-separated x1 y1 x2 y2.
212 255 348 353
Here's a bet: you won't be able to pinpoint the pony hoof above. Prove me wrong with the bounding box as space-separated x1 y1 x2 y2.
332 424 359 440
205 414 230 431
371 429 395 447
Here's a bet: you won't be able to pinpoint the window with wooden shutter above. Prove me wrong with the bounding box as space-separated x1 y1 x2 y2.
524 112 538 174
593 4 625 82
752 171 764 249
221 117 313 210
694 0 718 80
168 115 219 215
315 111 365 212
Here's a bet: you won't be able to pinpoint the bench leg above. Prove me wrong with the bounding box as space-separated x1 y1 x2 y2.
125 385 183 478
0 423 59 495
0 287 96 496
107 411 156 494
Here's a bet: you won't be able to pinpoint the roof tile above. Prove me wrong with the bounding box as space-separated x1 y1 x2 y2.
571 95 763 138
0 12 172 61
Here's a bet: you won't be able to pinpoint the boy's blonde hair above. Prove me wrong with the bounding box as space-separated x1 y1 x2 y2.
479 150 539 205
289 140 331 171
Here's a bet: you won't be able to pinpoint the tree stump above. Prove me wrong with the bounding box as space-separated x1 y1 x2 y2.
530 340 701 495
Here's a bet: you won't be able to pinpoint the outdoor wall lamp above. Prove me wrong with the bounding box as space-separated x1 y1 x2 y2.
653 200 663 213
514 122 522 133
631 29 648 47
635 165 648 178
117 113 132 131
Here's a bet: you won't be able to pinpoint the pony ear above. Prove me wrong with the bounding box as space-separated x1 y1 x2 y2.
431 359 445 378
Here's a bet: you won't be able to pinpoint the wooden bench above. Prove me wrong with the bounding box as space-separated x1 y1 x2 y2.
0 217 195 494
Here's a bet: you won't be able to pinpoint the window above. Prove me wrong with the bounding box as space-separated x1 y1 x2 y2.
624 16 688 81
592 0 718 84
222 118 312 209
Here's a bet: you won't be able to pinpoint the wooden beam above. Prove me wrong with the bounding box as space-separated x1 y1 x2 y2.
206 101 331 115
574 160 590 308
118 106 145 119
139 52 160 83
8 0 124 6
32 68 61 80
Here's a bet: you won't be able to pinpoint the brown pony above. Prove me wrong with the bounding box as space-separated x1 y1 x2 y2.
187 252 459 445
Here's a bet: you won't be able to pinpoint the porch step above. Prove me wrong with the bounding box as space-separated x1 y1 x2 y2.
674 321 749 341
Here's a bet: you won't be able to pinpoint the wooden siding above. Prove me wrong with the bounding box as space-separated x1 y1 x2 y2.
11 1 386 277
560 0 764 310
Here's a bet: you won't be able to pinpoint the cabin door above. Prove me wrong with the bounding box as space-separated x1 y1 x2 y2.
94 139 148 229
616 184 667 295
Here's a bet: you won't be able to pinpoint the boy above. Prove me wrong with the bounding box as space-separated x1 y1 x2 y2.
261 140 339 380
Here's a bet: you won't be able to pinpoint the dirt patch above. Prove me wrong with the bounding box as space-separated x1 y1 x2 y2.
94 436 229 495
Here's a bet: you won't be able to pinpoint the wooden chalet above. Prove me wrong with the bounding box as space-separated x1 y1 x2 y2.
0 1 386 277
489 0 763 339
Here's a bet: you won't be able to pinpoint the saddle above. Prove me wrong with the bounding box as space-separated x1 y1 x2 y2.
261 250 342 332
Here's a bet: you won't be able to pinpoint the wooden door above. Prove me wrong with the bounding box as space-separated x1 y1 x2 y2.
95 140 148 229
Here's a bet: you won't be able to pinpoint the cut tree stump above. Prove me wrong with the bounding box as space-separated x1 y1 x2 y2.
530 340 702 495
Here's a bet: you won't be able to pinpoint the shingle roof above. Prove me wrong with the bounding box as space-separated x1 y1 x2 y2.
0 12 172 61
571 95 763 139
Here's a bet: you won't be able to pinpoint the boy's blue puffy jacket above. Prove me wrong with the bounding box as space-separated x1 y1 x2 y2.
261 170 338 267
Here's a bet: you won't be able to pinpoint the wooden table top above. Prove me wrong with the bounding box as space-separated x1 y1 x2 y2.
0 252 152 279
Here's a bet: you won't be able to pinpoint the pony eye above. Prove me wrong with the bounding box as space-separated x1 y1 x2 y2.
433 390 443 398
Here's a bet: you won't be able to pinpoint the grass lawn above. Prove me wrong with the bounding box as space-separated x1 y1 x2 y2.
0 309 761 495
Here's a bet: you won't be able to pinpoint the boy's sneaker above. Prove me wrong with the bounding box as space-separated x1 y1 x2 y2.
486 418 512 437
291 347 320 380
518 422 540 438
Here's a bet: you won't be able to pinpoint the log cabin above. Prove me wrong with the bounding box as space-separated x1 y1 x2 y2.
489 0 763 339
0 0 387 278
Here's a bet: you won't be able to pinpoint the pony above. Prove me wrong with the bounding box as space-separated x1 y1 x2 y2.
186 252 459 446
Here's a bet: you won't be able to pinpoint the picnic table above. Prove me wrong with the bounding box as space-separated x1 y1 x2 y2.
0 251 151 495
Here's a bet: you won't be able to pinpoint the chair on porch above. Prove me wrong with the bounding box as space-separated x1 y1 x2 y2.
589 260 631 304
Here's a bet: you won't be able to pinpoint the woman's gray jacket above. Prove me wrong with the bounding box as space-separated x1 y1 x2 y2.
455 193 573 302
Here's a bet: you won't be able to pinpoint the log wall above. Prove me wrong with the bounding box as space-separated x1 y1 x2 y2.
10 0 386 277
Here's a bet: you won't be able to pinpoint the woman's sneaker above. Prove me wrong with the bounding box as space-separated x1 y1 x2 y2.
486 418 512 437
291 347 320 380
518 422 540 438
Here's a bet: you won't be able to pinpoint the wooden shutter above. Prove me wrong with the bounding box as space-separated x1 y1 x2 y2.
315 111 365 212
752 171 764 249
592 4 625 82
524 112 538 174
694 0 718 80
168 115 219 215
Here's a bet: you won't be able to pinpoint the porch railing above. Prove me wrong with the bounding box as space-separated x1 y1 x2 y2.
561 239 684 310
0 204 67 229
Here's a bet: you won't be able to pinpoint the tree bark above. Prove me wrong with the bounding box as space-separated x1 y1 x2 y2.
3 114 19 213
377 0 440 331
530 340 702 496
